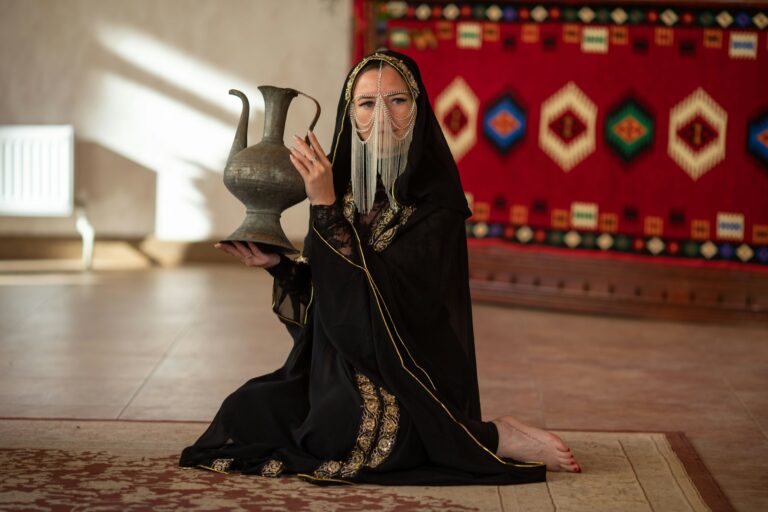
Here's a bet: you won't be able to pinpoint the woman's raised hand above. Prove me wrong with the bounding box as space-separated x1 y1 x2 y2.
214 241 280 269
289 131 336 206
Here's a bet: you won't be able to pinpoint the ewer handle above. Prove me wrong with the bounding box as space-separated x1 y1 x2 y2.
298 91 321 145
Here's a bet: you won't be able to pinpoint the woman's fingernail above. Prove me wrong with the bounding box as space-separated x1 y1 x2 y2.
293 134 301 140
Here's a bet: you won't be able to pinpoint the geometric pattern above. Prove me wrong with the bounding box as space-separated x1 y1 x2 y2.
667 87 728 181
376 4 768 31
728 32 758 59
571 202 598 230
457 22 482 49
483 92 526 154
465 220 768 266
539 82 598 172
435 76 479 162
716 212 744 240
605 97 655 162
582 26 609 53
746 109 768 168
365 3 768 268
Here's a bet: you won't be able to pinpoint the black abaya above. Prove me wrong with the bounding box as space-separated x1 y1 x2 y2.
179 50 546 485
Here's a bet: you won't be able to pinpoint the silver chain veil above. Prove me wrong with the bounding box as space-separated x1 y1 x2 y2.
349 62 417 214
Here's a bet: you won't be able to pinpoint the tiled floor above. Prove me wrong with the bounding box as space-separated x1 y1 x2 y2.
0 266 766 511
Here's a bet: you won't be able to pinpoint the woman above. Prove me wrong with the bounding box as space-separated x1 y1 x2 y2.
180 50 580 485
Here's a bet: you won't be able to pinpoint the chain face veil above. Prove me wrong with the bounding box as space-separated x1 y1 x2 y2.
349 62 417 214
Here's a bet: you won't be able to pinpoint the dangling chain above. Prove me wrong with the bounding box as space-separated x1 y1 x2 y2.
349 62 417 214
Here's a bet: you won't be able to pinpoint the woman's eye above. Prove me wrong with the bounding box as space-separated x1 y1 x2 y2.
391 97 408 105
358 101 375 109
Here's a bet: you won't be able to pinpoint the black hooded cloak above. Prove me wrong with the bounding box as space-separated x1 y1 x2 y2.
179 50 546 486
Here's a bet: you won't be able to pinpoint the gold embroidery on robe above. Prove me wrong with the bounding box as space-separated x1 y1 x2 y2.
313 460 343 479
310 371 400 481
338 372 381 478
367 387 400 468
342 187 416 253
205 458 234 473
260 459 285 478
370 204 416 252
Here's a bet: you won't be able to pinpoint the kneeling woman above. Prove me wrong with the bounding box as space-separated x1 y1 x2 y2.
180 50 581 485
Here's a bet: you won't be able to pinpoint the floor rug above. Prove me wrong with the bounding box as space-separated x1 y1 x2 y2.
0 419 731 511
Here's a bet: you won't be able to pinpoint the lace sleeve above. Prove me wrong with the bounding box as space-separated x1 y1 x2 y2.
311 204 358 263
266 255 312 327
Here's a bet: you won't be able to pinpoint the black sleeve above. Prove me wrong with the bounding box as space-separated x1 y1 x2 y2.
267 255 312 328
311 204 360 264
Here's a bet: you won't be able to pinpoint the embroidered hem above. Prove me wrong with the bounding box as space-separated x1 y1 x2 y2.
310 371 400 480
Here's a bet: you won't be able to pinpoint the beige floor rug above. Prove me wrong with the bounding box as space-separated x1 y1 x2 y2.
0 419 731 511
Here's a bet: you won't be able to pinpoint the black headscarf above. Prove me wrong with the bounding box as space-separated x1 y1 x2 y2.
329 49 472 218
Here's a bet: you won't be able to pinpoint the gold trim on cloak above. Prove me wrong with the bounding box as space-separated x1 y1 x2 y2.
311 224 544 470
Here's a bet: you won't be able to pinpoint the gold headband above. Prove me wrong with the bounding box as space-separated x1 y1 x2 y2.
344 53 420 102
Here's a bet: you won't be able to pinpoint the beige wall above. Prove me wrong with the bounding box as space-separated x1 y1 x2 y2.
0 0 351 241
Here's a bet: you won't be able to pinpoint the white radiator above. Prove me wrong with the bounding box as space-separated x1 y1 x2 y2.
0 125 74 217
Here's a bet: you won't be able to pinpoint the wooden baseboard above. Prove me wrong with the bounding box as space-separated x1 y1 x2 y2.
0 236 305 270
468 244 768 324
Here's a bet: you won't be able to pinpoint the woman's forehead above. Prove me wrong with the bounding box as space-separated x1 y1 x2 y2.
352 65 409 97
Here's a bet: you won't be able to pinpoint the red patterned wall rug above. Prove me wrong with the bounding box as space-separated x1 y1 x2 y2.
354 1 768 268
0 419 733 511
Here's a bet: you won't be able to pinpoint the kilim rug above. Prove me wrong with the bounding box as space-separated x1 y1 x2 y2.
0 419 732 511
354 1 768 268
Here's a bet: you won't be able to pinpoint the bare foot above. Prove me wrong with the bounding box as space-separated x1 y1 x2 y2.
493 415 581 473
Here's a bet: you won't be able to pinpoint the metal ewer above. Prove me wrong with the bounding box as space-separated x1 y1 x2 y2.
221 86 320 255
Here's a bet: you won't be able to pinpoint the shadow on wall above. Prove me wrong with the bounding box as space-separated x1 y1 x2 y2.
80 17 319 243
74 140 156 238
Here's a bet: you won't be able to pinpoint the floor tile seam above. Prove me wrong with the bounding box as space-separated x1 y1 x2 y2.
115 322 195 420
722 376 768 441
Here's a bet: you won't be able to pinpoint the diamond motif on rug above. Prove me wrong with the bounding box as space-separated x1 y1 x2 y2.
611 8 628 24
597 233 614 250
753 13 768 29
677 114 718 152
564 230 582 248
647 237 666 255
516 226 534 243
435 76 479 162
747 109 768 168
483 92 526 154
578 7 595 23
539 82 597 172
549 109 586 143
700 240 718 259
737 244 754 262
668 87 727 181
605 97 654 162
716 11 733 28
